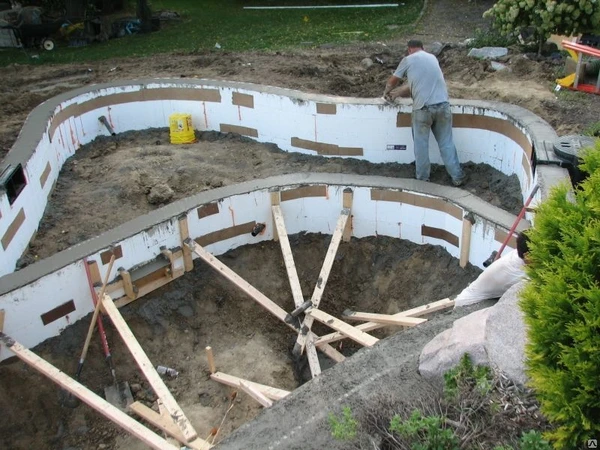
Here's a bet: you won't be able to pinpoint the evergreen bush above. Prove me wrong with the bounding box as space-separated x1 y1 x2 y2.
520 141 600 448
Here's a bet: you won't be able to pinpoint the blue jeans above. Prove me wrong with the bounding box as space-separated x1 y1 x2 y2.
412 102 464 182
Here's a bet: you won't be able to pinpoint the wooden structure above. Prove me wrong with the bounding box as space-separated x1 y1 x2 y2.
0 187 460 449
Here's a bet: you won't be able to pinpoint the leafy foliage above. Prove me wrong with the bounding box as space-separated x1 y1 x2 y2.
443 353 492 398
328 406 358 441
520 141 600 448
484 0 600 52
389 409 459 450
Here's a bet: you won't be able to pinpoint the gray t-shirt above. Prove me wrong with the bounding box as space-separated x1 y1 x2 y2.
393 50 449 110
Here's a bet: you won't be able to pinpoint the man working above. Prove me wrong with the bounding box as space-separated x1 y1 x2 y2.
383 40 466 186
454 232 530 307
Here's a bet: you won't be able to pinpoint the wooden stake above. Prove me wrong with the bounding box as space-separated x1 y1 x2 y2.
270 191 281 242
0 309 4 333
343 311 427 327
161 247 175 278
118 268 136 300
239 381 273 408
178 215 194 272
0 334 179 450
101 294 199 442
307 309 378 347
294 209 350 353
87 260 102 286
186 240 295 330
342 188 353 242
206 346 216 374
460 216 473 268
314 298 454 346
210 372 290 401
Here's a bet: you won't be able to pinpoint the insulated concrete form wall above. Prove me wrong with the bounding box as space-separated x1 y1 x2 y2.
0 174 527 362
0 80 565 361
0 79 555 276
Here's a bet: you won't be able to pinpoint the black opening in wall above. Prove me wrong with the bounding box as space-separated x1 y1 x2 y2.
0 164 27 205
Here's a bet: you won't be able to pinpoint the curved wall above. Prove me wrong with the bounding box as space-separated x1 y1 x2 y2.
0 79 567 361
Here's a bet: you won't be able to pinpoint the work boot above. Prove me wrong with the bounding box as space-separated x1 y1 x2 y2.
452 173 468 187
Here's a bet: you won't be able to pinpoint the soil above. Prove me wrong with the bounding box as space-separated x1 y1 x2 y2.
0 0 588 448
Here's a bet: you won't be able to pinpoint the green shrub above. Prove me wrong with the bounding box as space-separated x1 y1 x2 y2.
520 430 552 450
443 353 492 398
389 409 459 450
520 141 600 448
328 406 358 441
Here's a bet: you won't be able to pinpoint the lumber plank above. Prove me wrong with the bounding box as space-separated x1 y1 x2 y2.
343 311 427 327
0 334 178 450
460 217 473 268
270 191 281 241
271 205 304 308
316 341 345 363
305 332 322 377
113 267 185 308
130 402 212 450
342 188 353 242
178 215 194 272
294 209 350 352
187 241 296 331
210 372 290 401
239 381 273 408
314 298 454 346
129 401 185 442
271 205 321 378
119 269 136 300
307 309 378 347
101 295 199 442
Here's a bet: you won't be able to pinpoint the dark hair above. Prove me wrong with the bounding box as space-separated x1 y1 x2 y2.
407 39 424 49
516 231 530 260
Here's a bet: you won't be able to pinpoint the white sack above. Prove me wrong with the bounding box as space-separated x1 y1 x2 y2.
455 249 526 307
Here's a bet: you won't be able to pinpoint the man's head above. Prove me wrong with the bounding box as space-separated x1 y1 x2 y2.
516 231 530 261
407 39 424 55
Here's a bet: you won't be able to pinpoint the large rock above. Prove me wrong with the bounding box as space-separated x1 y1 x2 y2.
485 281 528 385
419 281 529 385
468 46 508 60
419 307 491 381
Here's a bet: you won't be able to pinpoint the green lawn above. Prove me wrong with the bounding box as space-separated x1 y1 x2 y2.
0 0 422 66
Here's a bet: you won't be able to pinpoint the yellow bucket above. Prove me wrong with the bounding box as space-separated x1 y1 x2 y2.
169 113 196 144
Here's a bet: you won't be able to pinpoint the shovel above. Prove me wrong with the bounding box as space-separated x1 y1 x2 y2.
82 255 133 411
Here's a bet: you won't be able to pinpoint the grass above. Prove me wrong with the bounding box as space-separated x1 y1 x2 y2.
0 0 422 66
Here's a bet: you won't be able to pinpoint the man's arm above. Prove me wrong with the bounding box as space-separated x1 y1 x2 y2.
383 75 401 97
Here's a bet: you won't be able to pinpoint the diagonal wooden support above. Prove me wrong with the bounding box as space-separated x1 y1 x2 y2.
0 333 179 450
316 339 345 363
343 311 427 327
272 204 321 377
101 294 199 443
314 298 454 347
185 239 297 331
307 309 378 347
239 381 273 408
210 372 290 401
294 209 350 355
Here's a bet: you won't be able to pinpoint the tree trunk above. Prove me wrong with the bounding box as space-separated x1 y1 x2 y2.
137 0 152 34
